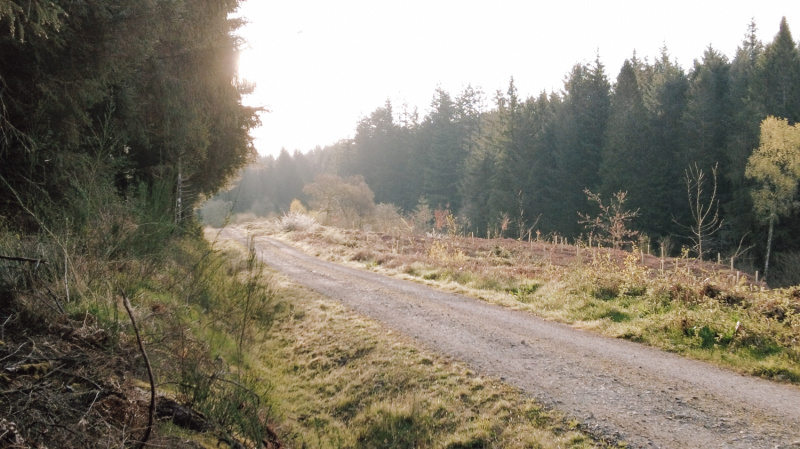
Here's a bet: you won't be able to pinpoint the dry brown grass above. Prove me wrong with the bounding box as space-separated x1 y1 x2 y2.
243 258 601 448
242 219 800 384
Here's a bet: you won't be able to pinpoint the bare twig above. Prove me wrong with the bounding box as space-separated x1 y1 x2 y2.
0 342 26 363
729 232 755 270
121 291 155 448
213 376 261 406
42 284 65 314
83 390 100 419
0 313 16 340
673 163 724 261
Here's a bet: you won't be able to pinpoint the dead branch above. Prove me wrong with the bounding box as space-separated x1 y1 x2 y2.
121 291 155 449
0 255 46 264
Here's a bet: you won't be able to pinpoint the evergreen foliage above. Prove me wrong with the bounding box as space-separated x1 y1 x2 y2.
207 17 800 285
0 0 260 224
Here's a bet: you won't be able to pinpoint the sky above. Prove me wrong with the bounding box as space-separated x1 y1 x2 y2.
235 1 798 158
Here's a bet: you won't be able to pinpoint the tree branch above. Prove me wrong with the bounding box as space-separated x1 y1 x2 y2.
121 291 155 449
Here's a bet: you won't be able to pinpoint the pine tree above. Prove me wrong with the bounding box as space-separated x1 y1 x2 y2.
723 20 766 245
756 17 800 123
682 47 731 170
552 57 610 235
421 88 463 210
0 0 259 219
600 59 651 221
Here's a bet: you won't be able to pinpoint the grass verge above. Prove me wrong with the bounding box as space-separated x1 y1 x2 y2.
216 235 602 448
241 220 800 385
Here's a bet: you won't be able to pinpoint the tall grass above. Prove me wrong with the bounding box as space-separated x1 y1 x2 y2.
0 154 279 446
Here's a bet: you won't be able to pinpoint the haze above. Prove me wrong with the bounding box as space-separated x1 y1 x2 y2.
235 0 796 157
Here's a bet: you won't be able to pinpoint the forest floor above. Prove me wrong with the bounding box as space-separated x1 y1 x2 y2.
220 222 800 448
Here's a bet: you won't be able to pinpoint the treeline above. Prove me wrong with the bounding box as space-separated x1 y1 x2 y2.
202 148 332 225
213 18 800 284
0 0 259 223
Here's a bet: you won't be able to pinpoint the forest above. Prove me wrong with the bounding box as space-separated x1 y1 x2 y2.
0 1 279 446
0 0 260 223
209 18 800 286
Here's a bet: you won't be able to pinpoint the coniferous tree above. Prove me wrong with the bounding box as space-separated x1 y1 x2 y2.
274 149 304 211
421 88 463 210
683 47 731 170
343 101 417 209
722 20 766 247
639 48 689 235
756 17 800 123
521 92 561 235
464 79 526 235
600 59 651 230
552 57 610 235
0 0 259 220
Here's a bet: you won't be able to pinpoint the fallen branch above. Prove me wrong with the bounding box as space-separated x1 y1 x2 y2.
121 291 155 449
0 255 46 264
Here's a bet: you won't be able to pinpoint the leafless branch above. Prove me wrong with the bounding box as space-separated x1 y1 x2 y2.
121 291 155 449
0 255 47 264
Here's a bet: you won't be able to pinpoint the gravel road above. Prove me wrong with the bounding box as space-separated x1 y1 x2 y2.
221 228 800 448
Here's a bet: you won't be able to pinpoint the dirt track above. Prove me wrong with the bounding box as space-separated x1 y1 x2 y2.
220 228 800 448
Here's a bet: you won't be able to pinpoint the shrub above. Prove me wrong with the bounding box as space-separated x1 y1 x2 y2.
373 203 405 233
280 211 319 232
290 199 308 214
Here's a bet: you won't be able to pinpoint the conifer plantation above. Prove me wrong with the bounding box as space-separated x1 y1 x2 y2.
0 1 279 446
219 18 800 286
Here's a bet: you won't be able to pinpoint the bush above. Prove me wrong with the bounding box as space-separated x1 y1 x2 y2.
280 211 319 232
373 203 405 233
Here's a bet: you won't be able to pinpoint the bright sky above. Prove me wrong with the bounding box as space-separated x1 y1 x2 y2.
235 1 797 158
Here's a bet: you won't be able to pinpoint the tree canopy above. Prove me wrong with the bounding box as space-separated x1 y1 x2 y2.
1 0 260 222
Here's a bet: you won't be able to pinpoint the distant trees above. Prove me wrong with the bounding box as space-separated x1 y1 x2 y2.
202 17 800 285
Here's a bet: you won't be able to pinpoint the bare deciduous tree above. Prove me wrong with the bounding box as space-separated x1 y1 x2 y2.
303 174 375 227
578 189 639 250
675 163 723 261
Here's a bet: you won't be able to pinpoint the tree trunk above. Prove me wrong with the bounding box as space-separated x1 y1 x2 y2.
176 156 183 224
764 214 774 281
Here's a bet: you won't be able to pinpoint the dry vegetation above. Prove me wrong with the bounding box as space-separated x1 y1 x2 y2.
242 218 800 384
0 180 281 448
243 243 601 448
0 200 603 449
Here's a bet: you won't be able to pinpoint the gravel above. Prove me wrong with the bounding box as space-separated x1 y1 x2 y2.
223 228 800 448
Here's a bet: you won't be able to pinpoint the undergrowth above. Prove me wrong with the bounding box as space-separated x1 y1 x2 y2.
0 160 280 447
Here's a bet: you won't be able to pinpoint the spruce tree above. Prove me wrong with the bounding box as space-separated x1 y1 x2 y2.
553 57 610 235
756 17 800 123
600 59 658 233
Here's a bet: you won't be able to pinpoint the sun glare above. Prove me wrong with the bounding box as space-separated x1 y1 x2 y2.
237 47 257 84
